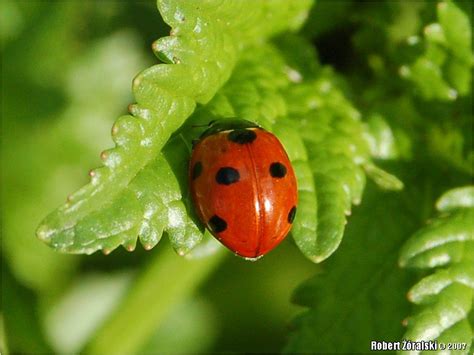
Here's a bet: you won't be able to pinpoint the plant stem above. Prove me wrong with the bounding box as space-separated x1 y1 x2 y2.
85 247 226 354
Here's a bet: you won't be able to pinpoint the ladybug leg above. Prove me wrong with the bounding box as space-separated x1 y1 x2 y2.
191 139 199 149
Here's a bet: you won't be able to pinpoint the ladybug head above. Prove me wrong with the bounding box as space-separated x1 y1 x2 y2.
200 118 261 139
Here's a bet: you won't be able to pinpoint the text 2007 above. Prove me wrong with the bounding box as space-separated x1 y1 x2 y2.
439 342 467 351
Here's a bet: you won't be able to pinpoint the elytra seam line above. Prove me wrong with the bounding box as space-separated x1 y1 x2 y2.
245 142 265 256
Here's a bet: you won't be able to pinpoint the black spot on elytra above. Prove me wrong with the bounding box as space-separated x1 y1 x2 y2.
270 162 287 178
216 167 240 185
192 161 202 180
228 129 257 144
288 206 297 224
209 215 227 233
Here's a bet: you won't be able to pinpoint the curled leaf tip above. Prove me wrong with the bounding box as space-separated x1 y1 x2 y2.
436 186 474 212
36 225 52 242
363 163 404 191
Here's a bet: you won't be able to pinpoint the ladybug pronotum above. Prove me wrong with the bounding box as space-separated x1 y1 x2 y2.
189 118 298 260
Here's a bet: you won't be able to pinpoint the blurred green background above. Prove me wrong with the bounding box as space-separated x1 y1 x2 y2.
1 0 472 354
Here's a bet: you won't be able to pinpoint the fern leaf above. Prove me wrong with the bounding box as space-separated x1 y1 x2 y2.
284 69 402 261
399 186 474 354
284 185 417 353
36 0 312 255
436 186 474 212
399 1 472 100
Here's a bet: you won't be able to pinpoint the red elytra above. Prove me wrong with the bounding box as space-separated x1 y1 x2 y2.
189 119 298 260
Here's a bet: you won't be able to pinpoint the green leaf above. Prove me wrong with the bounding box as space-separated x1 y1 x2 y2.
403 283 473 351
399 1 473 100
398 186 474 354
399 208 474 269
36 0 312 255
436 186 474 212
273 119 318 262
284 185 417 353
436 1 472 63
364 163 404 191
427 122 474 176
365 113 400 160
400 57 456 100
406 263 474 305
284 69 402 261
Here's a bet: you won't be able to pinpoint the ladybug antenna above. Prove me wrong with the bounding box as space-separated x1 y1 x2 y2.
191 120 217 128
190 123 208 128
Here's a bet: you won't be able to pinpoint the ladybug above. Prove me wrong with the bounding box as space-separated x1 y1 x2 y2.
189 118 298 260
